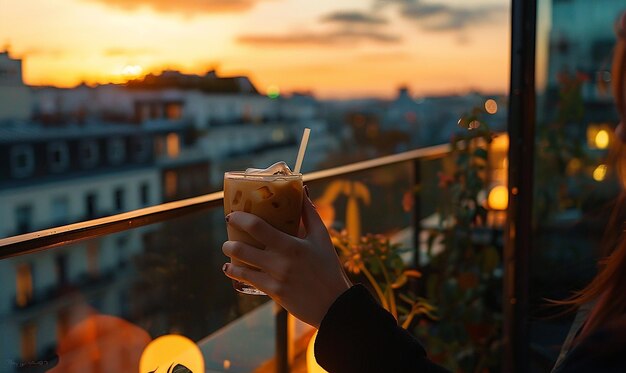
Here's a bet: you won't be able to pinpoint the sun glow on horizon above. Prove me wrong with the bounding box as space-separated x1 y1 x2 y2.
1 0 511 98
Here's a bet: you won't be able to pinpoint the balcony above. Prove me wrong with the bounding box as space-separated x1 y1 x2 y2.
0 139 516 372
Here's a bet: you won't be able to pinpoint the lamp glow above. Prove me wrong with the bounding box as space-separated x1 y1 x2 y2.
595 130 610 149
487 185 508 211
307 332 328 373
593 164 608 181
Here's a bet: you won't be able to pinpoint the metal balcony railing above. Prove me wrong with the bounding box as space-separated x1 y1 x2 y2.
0 143 450 373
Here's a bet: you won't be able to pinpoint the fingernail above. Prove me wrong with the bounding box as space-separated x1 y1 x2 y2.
222 263 230 273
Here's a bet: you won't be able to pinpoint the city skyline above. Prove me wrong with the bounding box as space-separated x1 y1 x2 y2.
0 0 510 99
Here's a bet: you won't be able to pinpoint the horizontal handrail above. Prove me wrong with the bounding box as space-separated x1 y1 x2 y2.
0 143 449 259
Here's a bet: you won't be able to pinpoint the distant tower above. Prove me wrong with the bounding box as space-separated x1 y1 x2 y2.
0 48 33 122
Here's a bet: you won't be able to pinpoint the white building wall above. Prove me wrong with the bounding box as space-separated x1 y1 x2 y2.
0 168 161 238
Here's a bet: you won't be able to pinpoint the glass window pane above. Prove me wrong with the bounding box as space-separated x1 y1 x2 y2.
532 1 625 370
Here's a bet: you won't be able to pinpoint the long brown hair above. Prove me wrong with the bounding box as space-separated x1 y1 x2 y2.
550 11 626 342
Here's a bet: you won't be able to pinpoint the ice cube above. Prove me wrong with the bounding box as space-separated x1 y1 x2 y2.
254 186 274 200
232 190 242 205
245 161 293 176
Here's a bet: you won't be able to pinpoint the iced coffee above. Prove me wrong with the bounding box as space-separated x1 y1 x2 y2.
223 161 303 295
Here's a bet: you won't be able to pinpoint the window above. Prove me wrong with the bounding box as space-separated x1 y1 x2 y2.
56 309 71 341
86 241 99 278
165 170 178 199
79 140 99 168
10 144 35 178
16 263 33 308
133 137 150 162
108 137 126 165
15 204 33 234
165 102 183 120
114 187 125 212
166 132 180 158
55 254 68 286
20 323 37 361
529 1 625 369
140 183 150 206
51 197 69 225
85 192 98 219
116 235 129 268
48 141 69 173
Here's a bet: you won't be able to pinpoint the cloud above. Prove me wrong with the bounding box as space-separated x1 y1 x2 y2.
356 51 412 62
321 10 389 25
20 48 66 58
377 0 508 32
104 48 154 57
83 0 259 16
237 29 401 46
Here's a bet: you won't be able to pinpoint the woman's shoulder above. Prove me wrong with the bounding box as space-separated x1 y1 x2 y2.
555 315 626 373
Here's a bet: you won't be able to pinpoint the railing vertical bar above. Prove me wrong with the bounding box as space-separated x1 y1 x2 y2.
411 158 423 269
504 0 536 371
275 306 289 373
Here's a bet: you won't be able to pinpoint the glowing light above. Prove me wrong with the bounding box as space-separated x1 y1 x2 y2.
307 332 329 373
166 133 180 158
223 360 231 370
593 164 607 181
267 85 280 99
139 335 204 373
484 99 498 114
594 129 610 149
468 120 481 130
487 185 508 210
121 65 143 77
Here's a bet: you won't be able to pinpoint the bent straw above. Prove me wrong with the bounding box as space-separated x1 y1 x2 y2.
293 128 310 174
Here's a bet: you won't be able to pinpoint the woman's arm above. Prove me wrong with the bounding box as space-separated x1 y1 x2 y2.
315 284 449 373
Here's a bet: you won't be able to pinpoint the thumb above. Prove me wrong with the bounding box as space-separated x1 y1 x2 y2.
302 186 329 239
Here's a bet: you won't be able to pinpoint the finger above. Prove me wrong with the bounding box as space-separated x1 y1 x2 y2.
223 240 283 275
227 211 294 250
301 186 330 239
222 262 278 296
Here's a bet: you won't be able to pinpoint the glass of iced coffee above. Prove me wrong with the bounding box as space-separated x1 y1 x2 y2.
223 161 303 295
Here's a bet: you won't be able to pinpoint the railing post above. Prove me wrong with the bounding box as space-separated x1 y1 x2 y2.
276 305 289 373
505 0 536 371
411 158 422 269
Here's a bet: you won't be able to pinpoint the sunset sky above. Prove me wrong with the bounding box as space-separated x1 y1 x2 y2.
0 0 511 98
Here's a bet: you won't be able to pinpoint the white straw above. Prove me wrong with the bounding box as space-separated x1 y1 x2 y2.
293 128 310 174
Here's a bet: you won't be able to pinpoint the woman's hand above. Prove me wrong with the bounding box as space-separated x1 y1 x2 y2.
222 187 352 328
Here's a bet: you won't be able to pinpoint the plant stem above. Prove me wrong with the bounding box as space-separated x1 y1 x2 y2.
376 256 397 320
360 265 389 310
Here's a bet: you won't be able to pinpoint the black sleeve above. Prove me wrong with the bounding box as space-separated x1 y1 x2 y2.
314 284 450 373
554 316 626 373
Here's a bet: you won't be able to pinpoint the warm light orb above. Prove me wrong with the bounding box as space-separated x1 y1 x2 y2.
139 334 204 373
267 85 280 99
484 99 498 114
487 185 508 210
307 332 329 373
122 64 143 77
594 129 610 149
593 164 608 181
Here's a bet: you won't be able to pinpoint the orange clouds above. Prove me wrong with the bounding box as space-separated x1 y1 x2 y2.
83 0 260 16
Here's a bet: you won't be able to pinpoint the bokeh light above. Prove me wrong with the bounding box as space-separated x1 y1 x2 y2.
593 164 608 181
484 99 498 114
267 85 280 99
594 129 610 149
487 185 508 210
